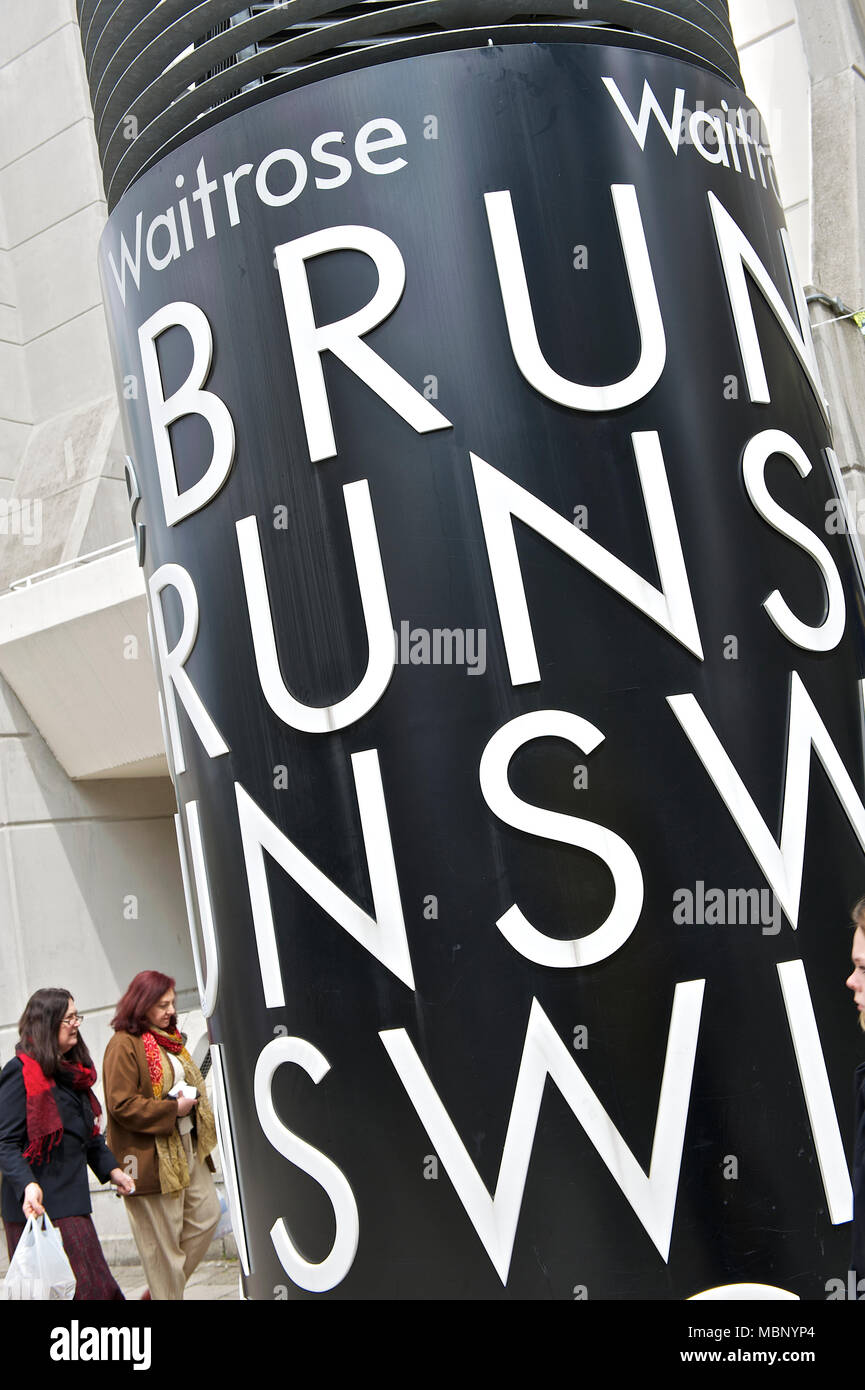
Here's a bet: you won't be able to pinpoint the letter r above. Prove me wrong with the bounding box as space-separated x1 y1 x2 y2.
274 225 451 462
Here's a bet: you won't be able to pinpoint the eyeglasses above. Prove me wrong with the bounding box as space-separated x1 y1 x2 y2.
62 1013 84 1025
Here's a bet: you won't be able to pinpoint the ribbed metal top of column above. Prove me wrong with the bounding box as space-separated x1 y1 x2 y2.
77 0 742 211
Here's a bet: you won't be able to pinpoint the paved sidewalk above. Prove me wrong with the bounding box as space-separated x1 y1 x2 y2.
113 1259 241 1301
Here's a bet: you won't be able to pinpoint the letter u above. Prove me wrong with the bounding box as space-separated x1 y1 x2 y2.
236 478 394 732
484 183 666 411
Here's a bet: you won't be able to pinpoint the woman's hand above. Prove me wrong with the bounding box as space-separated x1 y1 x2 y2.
175 1094 198 1117
23 1182 44 1218
109 1167 136 1196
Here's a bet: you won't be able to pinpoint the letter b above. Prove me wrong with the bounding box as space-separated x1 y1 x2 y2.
138 301 236 527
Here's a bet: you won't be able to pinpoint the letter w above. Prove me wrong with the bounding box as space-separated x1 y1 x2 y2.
106 212 143 307
668 671 865 928
381 983 704 1283
601 78 686 153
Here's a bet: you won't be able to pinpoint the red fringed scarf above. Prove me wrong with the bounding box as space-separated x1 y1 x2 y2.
141 1027 185 1098
16 1046 101 1164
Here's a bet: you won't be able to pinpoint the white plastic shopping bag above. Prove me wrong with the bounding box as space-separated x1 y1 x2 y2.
2 1213 76 1300
213 1191 232 1240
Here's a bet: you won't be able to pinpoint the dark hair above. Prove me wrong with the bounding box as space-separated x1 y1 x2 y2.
18 988 93 1078
111 971 176 1035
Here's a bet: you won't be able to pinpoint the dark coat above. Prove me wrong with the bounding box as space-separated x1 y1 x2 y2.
0 1057 119 1222
853 1061 865 1279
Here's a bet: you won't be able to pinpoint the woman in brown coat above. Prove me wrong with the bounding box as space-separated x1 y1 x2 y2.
103 971 220 1300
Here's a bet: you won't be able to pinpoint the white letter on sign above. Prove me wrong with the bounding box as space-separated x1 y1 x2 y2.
236 749 414 1003
709 192 828 421
138 301 236 526
668 672 865 928
472 433 702 686
742 429 845 652
275 225 451 462
174 804 219 1018
381 983 704 1283
236 479 394 732
479 710 643 967
148 562 230 774
776 959 852 1224
484 184 665 411
255 1036 359 1292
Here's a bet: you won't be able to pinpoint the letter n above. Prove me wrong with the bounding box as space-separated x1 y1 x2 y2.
236 751 414 1004
472 436 702 685
709 191 828 422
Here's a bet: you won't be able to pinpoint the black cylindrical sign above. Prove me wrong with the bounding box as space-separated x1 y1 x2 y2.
100 34 865 1299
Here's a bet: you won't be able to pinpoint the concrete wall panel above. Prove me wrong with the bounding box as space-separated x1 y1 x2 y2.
1 0 76 68
811 67 865 305
0 121 104 249
728 0 796 49
0 421 29 482
0 249 16 309
0 24 92 170
0 304 18 343
0 816 192 1018
25 307 115 422
13 203 107 344
0 830 27 1024
0 340 31 422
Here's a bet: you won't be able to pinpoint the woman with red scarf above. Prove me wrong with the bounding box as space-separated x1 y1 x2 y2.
0 988 134 1299
103 971 220 1301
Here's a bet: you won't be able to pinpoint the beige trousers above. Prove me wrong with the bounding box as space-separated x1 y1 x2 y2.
124 1148 221 1301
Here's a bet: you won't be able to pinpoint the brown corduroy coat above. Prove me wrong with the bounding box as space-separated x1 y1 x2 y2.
102 1032 213 1196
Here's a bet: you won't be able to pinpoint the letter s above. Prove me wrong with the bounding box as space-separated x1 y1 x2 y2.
479 710 643 966
254 1036 359 1291
742 429 845 651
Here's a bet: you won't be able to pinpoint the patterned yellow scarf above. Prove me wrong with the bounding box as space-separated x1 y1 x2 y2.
144 1027 217 1196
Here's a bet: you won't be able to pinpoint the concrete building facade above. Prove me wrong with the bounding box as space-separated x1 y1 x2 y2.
0 1 204 1260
